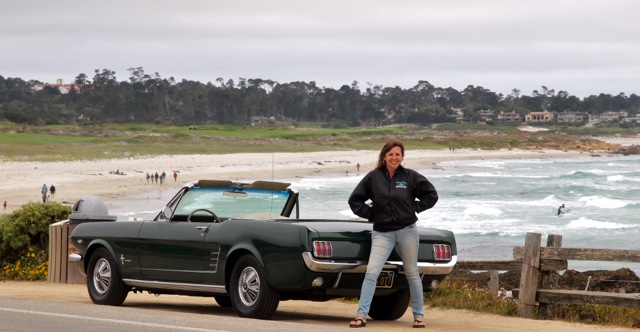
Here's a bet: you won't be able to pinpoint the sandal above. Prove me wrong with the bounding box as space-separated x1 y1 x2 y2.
349 317 367 328
412 319 426 328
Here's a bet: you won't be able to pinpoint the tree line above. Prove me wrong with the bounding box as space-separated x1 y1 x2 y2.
1 67 639 127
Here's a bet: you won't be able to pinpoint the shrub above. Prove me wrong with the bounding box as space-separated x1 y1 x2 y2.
0 202 71 263
1 247 48 280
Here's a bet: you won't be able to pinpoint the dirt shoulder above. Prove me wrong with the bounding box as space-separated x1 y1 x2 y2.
0 281 635 332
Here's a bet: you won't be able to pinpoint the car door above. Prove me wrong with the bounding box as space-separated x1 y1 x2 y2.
200 223 227 285
137 220 210 283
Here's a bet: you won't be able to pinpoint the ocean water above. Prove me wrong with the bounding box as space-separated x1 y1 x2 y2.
109 154 640 274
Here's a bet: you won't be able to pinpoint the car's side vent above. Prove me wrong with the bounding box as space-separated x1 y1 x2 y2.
433 244 452 261
312 241 333 258
209 245 221 272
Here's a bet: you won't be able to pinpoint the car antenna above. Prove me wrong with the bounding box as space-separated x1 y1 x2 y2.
271 152 275 182
271 153 275 212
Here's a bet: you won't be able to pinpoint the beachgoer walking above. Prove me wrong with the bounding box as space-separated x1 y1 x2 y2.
173 171 177 182
146 173 150 183
49 185 56 199
3 201 6 210
347 138 438 329
41 184 48 203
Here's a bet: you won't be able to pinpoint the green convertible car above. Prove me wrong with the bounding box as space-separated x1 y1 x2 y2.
69 180 457 320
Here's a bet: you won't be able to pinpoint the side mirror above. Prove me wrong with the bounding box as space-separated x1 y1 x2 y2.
161 206 173 221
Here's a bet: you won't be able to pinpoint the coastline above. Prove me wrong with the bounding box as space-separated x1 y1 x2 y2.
1 147 600 215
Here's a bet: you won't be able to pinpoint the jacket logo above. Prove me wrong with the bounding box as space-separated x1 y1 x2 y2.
395 181 407 189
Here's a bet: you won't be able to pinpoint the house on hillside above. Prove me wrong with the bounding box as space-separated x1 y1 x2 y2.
600 111 629 121
589 111 630 125
525 111 554 123
477 109 495 122
557 111 587 124
33 79 82 94
496 111 521 123
450 107 464 121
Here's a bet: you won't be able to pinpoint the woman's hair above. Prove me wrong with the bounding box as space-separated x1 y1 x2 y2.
376 138 405 169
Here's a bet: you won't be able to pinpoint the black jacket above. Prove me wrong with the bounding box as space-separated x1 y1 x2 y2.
348 165 438 232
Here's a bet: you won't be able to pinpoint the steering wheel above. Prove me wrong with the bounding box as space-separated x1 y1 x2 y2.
187 208 222 223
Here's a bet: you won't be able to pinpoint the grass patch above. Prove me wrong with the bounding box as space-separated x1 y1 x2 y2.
0 123 625 162
425 279 518 316
426 278 640 328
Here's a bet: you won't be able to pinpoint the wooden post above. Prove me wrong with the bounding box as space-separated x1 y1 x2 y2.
517 232 541 318
538 234 563 319
488 270 499 295
48 222 66 283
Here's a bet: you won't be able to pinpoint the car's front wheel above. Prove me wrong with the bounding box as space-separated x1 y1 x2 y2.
86 247 130 306
368 289 410 320
229 255 280 319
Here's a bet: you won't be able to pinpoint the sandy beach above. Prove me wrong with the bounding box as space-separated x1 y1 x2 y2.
0 147 602 214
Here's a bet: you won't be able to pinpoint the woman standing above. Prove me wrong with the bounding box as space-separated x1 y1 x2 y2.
347 138 438 329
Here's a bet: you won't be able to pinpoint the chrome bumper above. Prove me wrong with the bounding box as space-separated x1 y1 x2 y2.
301 252 457 275
68 253 87 276
68 253 83 263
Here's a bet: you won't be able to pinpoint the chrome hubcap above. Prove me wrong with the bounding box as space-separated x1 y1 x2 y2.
93 258 111 295
238 266 260 306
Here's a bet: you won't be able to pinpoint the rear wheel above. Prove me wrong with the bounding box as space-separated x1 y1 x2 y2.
86 247 130 305
368 289 410 320
229 255 280 319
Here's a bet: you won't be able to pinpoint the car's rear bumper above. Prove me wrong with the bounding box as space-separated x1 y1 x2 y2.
301 252 457 275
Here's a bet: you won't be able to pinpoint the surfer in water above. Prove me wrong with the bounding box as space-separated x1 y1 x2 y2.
557 203 566 216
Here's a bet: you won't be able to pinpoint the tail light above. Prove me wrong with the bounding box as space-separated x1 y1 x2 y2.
433 244 452 261
313 241 333 258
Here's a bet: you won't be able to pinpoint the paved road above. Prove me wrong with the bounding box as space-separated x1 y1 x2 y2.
0 296 351 332
1 281 636 332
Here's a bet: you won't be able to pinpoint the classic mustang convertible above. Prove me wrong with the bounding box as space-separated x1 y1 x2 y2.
69 180 457 320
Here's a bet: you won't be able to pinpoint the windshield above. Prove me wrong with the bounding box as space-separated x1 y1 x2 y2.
173 187 292 219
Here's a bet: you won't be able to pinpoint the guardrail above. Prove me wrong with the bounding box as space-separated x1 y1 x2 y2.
455 232 640 319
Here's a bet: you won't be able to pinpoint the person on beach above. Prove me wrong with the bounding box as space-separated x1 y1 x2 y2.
173 171 178 182
49 184 56 199
347 138 438 329
3 200 6 210
41 184 48 203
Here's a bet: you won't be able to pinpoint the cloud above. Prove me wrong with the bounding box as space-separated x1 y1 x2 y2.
1 0 639 97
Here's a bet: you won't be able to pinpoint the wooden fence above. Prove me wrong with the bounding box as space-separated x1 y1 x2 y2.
455 232 640 319
48 221 85 284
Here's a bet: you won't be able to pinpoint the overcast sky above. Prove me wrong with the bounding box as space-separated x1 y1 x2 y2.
2 0 639 98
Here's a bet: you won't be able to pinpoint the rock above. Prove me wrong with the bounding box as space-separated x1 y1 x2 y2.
558 268 640 293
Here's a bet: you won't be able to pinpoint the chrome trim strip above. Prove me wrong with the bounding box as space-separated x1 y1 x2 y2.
122 279 227 294
301 252 458 275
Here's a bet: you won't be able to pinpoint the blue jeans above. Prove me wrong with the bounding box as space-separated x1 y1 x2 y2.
356 224 424 320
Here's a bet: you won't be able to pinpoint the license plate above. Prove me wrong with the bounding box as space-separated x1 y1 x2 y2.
376 271 394 288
